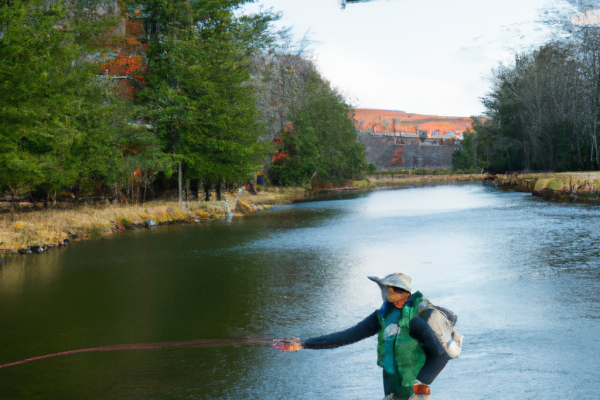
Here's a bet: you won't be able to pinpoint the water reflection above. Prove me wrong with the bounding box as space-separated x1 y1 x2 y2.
1 184 600 399
0 248 66 295
361 185 499 218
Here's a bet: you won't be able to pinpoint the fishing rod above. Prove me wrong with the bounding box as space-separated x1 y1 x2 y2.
0 338 276 369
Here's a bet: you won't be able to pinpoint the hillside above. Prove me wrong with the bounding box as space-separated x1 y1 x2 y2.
354 109 473 138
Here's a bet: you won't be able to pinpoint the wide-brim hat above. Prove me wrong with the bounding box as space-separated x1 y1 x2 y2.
368 273 412 293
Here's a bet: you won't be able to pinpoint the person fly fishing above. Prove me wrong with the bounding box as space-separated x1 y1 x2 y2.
273 273 462 400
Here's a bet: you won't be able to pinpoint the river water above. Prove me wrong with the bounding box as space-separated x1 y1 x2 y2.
1 184 600 399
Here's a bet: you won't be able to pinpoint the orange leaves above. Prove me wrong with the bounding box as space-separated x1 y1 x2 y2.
100 50 147 84
272 123 295 163
272 135 287 162
272 150 287 163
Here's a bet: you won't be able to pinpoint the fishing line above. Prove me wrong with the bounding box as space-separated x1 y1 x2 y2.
0 338 274 369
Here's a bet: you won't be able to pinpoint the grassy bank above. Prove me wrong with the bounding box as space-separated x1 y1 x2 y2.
369 167 481 176
494 172 600 203
0 187 305 254
354 173 492 188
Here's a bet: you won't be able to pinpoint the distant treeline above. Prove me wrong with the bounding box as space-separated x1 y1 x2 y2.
0 0 364 205
454 1 600 173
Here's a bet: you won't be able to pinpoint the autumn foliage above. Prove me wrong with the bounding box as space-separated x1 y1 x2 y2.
272 149 287 163
100 50 146 84
272 136 287 162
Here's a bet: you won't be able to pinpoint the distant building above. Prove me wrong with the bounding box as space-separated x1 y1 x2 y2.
400 132 418 138
355 109 472 169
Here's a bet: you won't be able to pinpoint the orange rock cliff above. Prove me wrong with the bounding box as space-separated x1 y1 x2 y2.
354 109 473 139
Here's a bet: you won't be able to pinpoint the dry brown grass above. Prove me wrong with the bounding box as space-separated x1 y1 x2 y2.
239 186 306 204
0 199 227 252
354 174 488 188
0 188 307 253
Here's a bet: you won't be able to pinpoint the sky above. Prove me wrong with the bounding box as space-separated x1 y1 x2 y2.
242 0 566 117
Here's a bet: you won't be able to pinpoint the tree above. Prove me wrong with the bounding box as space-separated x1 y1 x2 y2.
452 130 476 170
136 0 276 200
476 1 600 173
0 0 128 203
270 121 319 185
269 66 365 185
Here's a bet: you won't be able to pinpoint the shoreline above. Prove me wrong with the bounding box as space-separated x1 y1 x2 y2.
0 174 491 256
494 172 600 204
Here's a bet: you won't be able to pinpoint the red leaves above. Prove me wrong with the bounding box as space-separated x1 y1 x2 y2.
272 136 287 162
100 50 147 84
272 150 287 163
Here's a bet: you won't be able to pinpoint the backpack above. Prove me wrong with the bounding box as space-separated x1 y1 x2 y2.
417 301 463 359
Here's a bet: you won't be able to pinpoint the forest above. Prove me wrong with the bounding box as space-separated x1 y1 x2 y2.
453 1 600 174
0 0 365 205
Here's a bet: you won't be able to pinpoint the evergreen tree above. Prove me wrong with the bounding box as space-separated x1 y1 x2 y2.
0 0 128 202
452 130 476 171
137 0 275 199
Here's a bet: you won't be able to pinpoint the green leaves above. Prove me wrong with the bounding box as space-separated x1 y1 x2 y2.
0 0 143 198
138 0 272 189
269 69 365 186
2 0 361 201
452 130 476 170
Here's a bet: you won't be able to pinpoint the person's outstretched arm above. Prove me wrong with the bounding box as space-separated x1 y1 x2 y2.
302 311 380 349
273 311 380 352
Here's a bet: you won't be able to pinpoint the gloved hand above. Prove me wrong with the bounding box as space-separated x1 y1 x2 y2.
273 337 303 352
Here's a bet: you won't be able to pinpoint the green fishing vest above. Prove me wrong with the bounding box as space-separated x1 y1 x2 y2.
377 291 427 398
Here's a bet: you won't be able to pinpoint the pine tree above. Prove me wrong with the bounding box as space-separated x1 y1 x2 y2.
136 0 275 199
0 0 127 202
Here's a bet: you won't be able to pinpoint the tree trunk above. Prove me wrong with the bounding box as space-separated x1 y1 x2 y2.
216 182 222 201
185 179 190 209
178 162 183 205
204 184 211 201
143 171 147 203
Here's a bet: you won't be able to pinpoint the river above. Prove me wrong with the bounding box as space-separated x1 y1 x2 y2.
1 183 600 399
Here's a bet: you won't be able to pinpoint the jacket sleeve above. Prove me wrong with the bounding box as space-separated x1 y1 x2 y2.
408 316 446 356
302 311 380 349
409 315 450 385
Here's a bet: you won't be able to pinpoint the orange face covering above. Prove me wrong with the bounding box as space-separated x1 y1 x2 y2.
387 286 410 308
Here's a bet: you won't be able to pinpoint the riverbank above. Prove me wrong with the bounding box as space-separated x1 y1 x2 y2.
494 172 600 203
0 187 305 255
0 174 491 255
359 172 492 187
